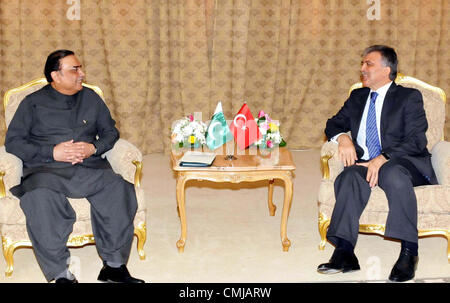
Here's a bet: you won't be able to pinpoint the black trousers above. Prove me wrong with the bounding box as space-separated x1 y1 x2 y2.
326 158 430 248
19 167 138 282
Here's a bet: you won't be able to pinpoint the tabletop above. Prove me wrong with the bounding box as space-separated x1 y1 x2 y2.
171 147 296 172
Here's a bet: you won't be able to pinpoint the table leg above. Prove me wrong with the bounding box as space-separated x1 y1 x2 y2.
176 175 187 252
268 179 276 216
280 174 293 252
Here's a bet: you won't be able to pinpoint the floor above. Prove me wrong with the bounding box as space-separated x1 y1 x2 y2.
1 149 449 283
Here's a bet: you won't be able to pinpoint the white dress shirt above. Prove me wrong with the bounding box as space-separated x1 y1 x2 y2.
331 81 393 160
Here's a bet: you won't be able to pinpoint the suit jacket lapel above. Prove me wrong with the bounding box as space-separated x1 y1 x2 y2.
380 82 397 145
353 88 370 139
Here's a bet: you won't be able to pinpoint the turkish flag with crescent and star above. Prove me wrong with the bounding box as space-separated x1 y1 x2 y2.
229 103 261 150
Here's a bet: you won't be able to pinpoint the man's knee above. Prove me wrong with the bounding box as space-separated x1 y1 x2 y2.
20 187 60 209
336 165 366 184
97 177 138 213
114 177 136 199
22 187 58 197
378 163 411 190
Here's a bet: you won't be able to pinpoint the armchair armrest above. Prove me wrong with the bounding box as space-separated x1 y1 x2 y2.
0 146 23 198
104 139 143 187
320 140 344 181
431 140 450 185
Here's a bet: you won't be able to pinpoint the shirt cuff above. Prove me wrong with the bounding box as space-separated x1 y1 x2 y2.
93 141 104 155
330 132 348 144
40 145 55 163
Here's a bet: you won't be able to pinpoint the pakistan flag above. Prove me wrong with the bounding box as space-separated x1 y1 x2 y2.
205 102 233 150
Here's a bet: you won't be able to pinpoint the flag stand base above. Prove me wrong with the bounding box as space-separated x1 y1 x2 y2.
224 155 237 160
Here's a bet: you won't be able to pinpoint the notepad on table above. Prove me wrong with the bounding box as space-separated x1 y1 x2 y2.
179 151 216 167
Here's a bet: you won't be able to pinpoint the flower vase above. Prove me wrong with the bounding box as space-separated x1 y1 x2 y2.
191 141 203 152
183 138 202 152
259 142 271 157
260 147 271 156
172 142 184 155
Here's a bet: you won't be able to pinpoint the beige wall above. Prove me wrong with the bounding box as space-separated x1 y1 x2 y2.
1 0 448 154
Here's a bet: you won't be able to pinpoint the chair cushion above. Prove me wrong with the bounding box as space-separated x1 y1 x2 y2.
0 196 27 225
431 141 450 186
400 81 445 151
5 82 47 128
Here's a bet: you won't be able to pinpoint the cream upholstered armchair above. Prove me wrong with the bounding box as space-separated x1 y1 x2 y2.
0 78 147 276
318 74 450 262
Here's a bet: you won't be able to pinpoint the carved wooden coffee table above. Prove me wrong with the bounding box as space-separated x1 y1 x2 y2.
170 147 296 252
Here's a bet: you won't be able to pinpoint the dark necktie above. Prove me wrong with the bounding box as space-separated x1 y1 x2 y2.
366 91 381 159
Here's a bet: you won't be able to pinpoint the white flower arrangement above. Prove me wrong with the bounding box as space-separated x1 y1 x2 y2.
171 114 208 147
254 110 286 149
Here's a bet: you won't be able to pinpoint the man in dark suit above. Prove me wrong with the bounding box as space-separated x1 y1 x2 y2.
317 45 437 282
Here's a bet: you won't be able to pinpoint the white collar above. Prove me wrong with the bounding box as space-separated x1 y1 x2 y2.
370 81 393 99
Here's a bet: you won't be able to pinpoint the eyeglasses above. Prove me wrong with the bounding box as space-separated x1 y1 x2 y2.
59 65 83 74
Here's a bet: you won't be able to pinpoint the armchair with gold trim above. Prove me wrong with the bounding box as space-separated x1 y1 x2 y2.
317 74 450 262
0 78 147 277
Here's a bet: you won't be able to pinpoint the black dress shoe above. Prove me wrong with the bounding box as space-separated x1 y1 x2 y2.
388 248 418 282
98 264 145 283
317 248 360 274
55 277 78 284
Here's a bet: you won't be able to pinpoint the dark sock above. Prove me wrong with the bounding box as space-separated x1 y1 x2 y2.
401 240 418 256
337 237 354 252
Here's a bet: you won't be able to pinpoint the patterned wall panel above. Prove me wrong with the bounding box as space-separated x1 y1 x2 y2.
0 0 448 154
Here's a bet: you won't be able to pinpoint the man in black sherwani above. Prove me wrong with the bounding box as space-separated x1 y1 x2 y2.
5 50 144 283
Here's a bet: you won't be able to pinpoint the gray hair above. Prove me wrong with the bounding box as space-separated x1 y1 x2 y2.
363 45 398 81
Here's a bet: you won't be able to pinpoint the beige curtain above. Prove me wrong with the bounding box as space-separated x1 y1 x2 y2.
1 0 449 154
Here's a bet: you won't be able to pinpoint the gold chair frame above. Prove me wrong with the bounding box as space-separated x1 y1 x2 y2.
1 78 147 277
318 74 450 263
